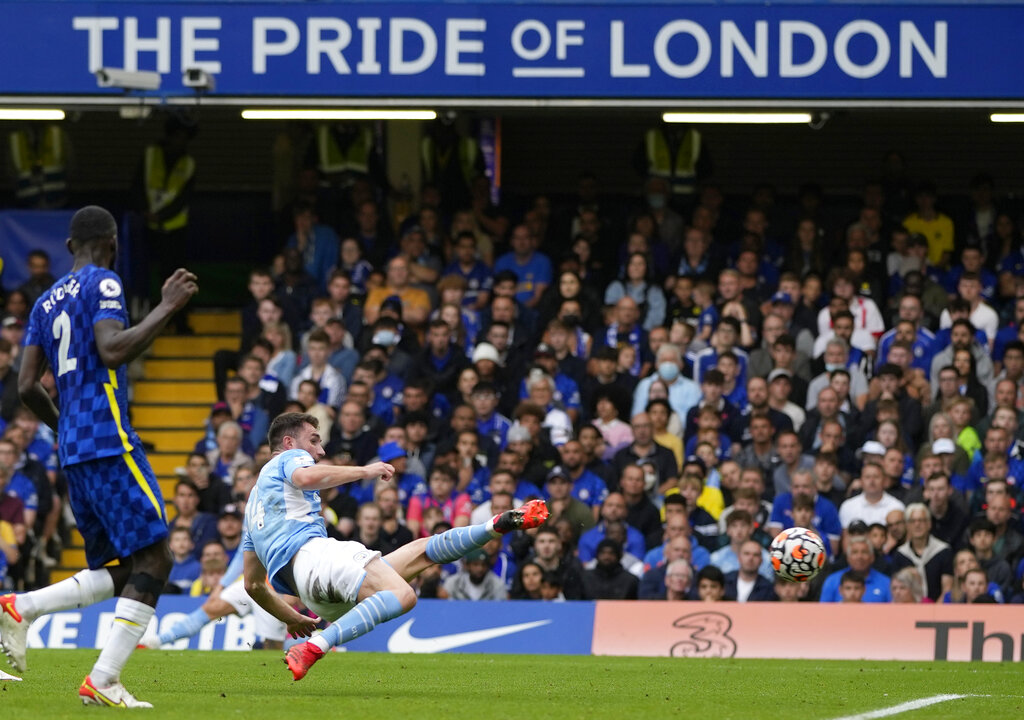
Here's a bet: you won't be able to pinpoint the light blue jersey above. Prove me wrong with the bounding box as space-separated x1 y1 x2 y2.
242 449 326 593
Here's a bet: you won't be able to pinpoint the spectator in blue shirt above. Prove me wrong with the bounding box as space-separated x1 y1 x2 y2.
494 224 552 309
819 535 892 603
287 202 340 292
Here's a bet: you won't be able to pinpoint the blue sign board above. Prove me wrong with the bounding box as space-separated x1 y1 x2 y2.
0 2 1021 99
24 597 596 654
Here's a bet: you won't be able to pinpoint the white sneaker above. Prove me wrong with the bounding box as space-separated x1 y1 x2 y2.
0 594 28 672
79 676 154 708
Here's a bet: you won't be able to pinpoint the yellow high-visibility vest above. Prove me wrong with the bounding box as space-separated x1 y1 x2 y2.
421 135 479 188
9 125 67 205
645 128 701 194
317 124 372 176
145 145 195 231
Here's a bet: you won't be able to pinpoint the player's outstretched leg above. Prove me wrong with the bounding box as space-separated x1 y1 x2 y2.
424 498 550 564
0 569 116 671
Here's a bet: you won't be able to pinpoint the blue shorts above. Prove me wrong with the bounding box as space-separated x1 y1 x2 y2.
65 447 168 569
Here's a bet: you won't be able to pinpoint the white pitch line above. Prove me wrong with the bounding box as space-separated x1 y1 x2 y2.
826 694 970 720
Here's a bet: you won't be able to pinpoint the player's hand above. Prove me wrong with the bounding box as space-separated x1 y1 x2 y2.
161 268 199 310
365 461 395 482
286 613 320 639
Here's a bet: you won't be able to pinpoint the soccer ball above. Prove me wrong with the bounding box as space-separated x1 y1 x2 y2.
770 527 826 583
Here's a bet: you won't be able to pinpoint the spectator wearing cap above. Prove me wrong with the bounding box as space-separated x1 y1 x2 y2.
840 461 906 529
375 440 426 508
767 286 816 356
767 367 806 432
519 342 582 424
364 255 432 332
439 547 508 601
1 315 25 372
577 493 646 563
580 538 639 600
630 344 701 423
683 368 743 445
216 504 245 562
542 465 597 532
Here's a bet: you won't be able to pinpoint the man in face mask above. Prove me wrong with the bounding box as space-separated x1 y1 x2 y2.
630 344 700 420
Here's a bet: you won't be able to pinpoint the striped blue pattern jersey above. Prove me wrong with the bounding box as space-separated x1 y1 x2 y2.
242 448 326 593
23 265 136 467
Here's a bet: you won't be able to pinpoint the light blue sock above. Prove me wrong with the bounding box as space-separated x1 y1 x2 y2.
424 522 494 564
314 591 406 650
159 606 211 644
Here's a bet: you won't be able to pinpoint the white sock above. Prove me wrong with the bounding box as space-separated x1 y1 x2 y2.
19 569 115 620
90 598 154 687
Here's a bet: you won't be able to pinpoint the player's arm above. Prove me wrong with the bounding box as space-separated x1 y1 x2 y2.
242 551 318 638
290 460 394 491
93 269 198 368
17 344 59 433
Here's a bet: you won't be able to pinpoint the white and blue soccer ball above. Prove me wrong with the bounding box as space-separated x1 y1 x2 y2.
770 527 826 583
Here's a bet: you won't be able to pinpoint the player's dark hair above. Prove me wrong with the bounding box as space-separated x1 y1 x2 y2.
268 412 319 450
69 205 116 248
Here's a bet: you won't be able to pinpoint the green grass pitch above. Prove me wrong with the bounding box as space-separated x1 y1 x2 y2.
1 650 1021 719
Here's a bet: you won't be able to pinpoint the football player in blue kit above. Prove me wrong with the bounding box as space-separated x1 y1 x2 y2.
1 206 197 707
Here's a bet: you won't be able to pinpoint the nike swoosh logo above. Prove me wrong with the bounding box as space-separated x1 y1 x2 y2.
386 618 551 654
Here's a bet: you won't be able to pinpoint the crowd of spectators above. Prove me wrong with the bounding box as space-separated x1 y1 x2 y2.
3 158 1024 608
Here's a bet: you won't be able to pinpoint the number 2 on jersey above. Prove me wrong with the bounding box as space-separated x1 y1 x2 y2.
52 310 78 376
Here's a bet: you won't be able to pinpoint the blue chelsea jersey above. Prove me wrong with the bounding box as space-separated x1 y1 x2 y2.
242 448 326 593
23 265 135 467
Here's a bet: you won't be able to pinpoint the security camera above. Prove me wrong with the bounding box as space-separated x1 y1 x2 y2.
182 68 215 92
95 68 161 92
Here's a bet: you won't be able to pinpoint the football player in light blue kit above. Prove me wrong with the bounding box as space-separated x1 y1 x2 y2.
241 412 549 681
1 205 197 707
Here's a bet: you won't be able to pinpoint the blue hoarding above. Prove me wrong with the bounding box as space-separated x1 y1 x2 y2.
0 2 1021 99
24 597 596 654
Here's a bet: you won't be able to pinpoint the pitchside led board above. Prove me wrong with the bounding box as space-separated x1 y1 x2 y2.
24 597 1024 662
1 1 1024 100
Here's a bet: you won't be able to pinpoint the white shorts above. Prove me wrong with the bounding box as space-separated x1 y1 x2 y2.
219 580 288 642
291 537 381 623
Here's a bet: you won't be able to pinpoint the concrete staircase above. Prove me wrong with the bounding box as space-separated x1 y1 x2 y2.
50 310 241 582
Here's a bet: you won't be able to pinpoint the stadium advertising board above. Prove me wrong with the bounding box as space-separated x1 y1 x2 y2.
592 602 1024 662
1 2 1024 99
24 597 1024 661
